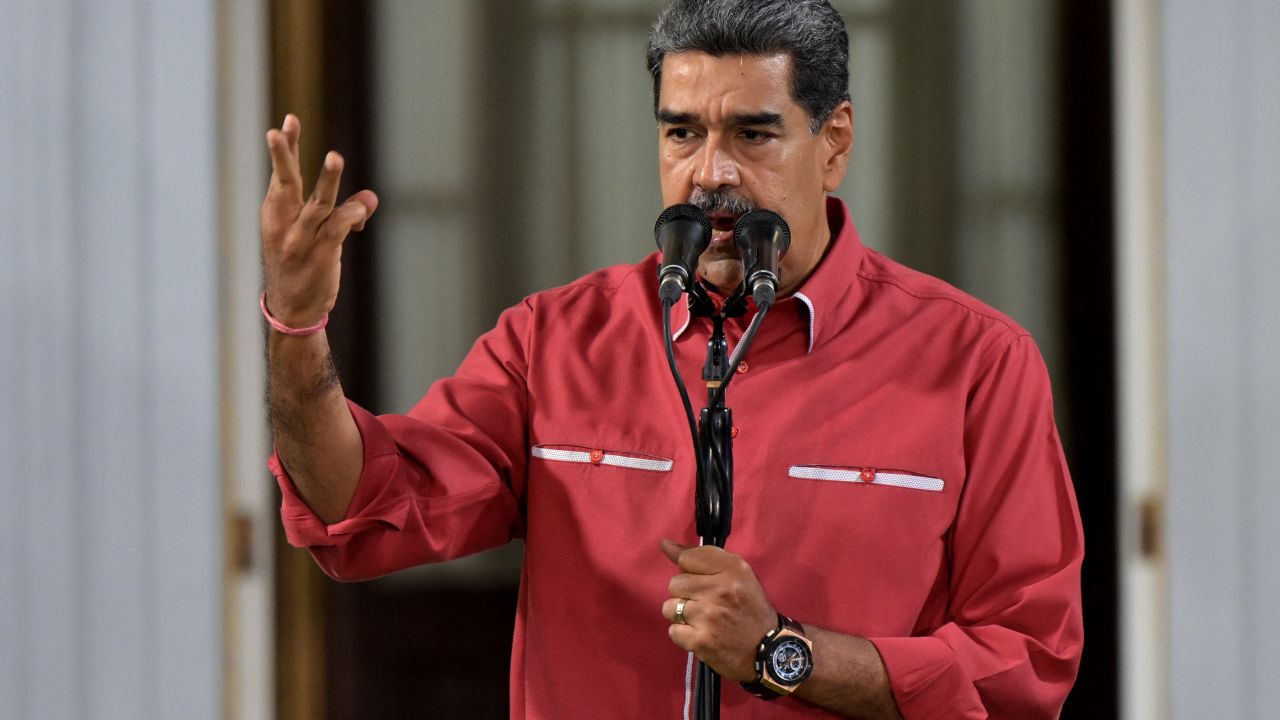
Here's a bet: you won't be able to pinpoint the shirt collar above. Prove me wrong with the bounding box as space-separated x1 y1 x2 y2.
670 196 864 354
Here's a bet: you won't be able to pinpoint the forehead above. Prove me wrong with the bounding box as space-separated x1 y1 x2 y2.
658 51 800 120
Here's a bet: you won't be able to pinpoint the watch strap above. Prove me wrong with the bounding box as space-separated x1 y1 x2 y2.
739 678 782 699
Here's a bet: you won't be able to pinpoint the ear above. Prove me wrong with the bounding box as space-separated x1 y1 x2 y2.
820 101 854 193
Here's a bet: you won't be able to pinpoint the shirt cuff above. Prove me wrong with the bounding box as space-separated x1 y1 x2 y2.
867 636 985 719
270 399 411 548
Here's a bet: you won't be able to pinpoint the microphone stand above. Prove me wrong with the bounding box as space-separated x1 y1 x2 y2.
663 282 771 720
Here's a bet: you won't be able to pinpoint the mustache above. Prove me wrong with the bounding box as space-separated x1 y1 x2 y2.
688 188 755 217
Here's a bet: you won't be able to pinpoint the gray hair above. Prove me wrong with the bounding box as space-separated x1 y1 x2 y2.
646 0 851 133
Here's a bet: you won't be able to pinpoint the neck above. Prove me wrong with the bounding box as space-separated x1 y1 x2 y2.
777 209 832 298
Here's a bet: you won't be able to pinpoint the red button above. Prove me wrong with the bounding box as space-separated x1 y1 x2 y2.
860 468 876 483
590 450 604 465
731 426 739 439
736 362 749 375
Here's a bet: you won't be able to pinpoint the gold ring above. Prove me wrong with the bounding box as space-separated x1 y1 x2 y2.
674 598 689 625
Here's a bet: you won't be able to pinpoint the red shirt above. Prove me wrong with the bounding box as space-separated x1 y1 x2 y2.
273 198 1083 719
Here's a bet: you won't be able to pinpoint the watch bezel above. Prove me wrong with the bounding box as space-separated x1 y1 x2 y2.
765 633 814 684
759 625 814 693
744 613 813 698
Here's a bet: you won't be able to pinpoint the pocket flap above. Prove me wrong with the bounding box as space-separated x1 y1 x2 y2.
532 444 673 473
788 465 944 492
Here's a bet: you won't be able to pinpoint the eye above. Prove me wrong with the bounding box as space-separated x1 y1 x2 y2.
741 129 774 143
666 127 697 143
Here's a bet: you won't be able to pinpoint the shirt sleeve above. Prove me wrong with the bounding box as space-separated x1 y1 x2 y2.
868 334 1085 719
269 298 534 581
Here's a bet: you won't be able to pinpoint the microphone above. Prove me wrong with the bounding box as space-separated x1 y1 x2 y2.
733 209 791 307
654 204 712 304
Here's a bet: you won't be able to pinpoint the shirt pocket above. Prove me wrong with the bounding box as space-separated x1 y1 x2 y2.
526 443 679 560
787 464 944 493
531 443 674 473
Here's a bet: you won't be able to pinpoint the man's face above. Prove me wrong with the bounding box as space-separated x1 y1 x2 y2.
657 51 851 296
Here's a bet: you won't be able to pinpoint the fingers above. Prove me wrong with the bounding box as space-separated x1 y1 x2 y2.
669 570 725 600
661 541 776 682
316 196 370 246
662 540 736 576
668 622 697 650
265 128 302 201
660 537 689 564
663 596 697 624
263 113 376 250
282 113 301 156
310 151 344 207
280 114 302 191
662 597 699 652
348 189 380 231
297 151 345 232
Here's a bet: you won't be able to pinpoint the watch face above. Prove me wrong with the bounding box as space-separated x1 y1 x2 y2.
768 637 813 684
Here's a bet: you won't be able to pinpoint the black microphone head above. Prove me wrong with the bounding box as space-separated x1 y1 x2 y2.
732 209 791 262
733 210 791 307
654 204 712 303
654 203 712 250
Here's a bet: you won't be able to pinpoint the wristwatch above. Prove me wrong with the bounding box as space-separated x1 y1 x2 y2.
741 613 814 699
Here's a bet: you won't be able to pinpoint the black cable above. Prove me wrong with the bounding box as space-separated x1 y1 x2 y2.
698 662 718 718
709 301 770 407
663 298 704 493
666 296 772 720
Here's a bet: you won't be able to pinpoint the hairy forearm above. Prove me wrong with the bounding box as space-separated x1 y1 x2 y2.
793 627 904 719
267 330 364 524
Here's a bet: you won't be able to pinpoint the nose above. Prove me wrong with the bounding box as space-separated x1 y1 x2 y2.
694 137 740 191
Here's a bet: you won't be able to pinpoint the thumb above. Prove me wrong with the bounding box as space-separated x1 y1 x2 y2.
350 189 380 231
660 537 691 565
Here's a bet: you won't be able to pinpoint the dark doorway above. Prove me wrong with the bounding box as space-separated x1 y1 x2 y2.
1056 0 1119 716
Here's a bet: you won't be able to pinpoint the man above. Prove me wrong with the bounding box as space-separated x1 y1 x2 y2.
261 1 1083 717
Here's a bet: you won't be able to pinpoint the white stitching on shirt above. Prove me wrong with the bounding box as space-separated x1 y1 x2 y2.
873 472 945 492
682 535 705 720
671 298 693 341
789 465 859 482
531 446 674 472
793 291 816 354
673 295 815 354
682 651 694 720
788 465 944 492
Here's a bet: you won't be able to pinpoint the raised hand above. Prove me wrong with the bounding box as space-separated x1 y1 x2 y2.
260 114 379 328
260 114 372 524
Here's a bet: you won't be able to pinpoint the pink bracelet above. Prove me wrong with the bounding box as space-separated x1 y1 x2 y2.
260 291 329 336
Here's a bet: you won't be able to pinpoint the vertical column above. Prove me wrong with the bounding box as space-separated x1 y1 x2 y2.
15 0 82 716
1239 2 1280 715
76 0 153 714
219 1 273 717
1115 0 1168 717
0 4 30 714
1164 0 1280 717
0 0 224 717
144 1 221 717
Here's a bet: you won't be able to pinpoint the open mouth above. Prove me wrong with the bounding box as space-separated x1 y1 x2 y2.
708 213 742 246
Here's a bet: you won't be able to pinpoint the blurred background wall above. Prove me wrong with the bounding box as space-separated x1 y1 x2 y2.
1160 1 1280 717
0 0 1276 718
0 1 224 719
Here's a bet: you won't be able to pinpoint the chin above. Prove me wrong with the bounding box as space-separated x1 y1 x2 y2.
698 257 744 295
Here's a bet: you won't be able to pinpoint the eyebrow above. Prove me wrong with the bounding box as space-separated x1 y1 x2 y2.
657 109 785 128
